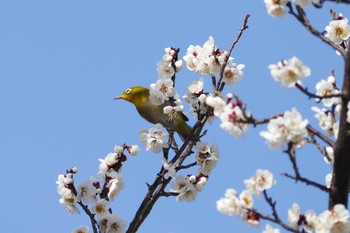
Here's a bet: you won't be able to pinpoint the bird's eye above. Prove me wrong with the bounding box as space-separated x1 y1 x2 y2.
125 88 132 94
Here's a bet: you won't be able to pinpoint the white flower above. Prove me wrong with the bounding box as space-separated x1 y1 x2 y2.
126 145 140 156
288 203 301 229
184 36 231 77
244 169 276 196
162 158 176 178
157 61 175 79
187 78 204 95
163 102 184 122
171 176 197 202
114 145 124 153
293 0 312 8
76 177 98 203
311 106 334 133
91 199 110 217
194 141 220 176
260 108 308 149
108 175 124 201
264 0 289 17
216 188 242 216
316 204 350 233
239 190 254 208
304 210 317 233
106 213 126 233
174 60 183 71
195 176 207 192
149 78 176 105
325 173 332 188
140 124 169 153
205 96 226 117
223 63 245 86
219 104 249 137
268 56 311 88
315 77 341 107
325 146 334 165
98 152 121 180
325 17 350 44
59 187 80 215
72 225 89 233
263 224 281 233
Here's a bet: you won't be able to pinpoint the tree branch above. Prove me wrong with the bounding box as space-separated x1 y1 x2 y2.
78 201 99 233
329 39 350 208
287 3 346 57
252 191 300 233
295 82 341 100
306 124 335 147
217 14 250 92
282 173 330 192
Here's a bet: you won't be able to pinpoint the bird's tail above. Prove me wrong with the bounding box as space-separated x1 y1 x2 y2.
175 122 193 142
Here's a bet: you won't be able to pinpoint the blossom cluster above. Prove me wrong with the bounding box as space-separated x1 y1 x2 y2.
183 36 244 85
216 169 276 226
57 144 139 233
287 202 350 233
311 75 341 138
140 123 169 153
264 2 350 49
260 108 308 149
206 94 250 137
149 48 183 107
268 56 311 88
165 141 219 202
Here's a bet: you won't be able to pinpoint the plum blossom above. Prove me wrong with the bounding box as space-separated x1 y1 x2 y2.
216 189 243 216
194 141 220 175
315 76 341 107
269 56 311 88
244 169 276 196
140 123 169 153
264 0 289 17
171 175 198 202
149 78 176 105
325 16 350 44
260 108 308 149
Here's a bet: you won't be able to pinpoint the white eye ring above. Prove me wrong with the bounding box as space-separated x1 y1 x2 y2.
126 88 132 94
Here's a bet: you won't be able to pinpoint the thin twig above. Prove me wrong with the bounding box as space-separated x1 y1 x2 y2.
306 124 335 147
176 161 197 171
78 201 99 233
217 14 250 92
285 143 301 179
282 173 330 192
255 191 300 233
306 134 332 162
287 3 346 57
295 82 341 100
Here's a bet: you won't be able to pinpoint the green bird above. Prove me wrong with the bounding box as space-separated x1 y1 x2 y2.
114 86 192 141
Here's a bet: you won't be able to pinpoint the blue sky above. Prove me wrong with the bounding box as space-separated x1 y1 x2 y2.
0 1 346 233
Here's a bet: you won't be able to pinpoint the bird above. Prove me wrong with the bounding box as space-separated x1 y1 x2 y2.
114 86 192 141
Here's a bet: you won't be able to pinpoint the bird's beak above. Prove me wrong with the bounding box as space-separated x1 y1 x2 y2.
113 95 123 100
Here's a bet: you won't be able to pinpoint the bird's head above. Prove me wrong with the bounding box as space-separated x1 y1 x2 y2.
114 86 149 104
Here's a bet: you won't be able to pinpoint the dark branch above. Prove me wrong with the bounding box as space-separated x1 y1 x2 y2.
282 173 330 192
295 82 341 100
217 14 250 92
287 3 346 57
306 124 335 147
78 201 99 233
